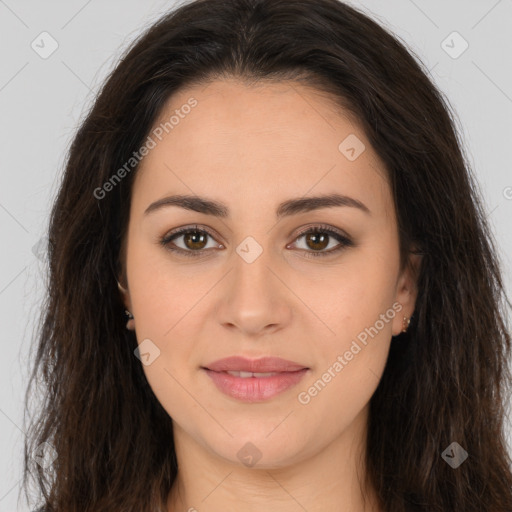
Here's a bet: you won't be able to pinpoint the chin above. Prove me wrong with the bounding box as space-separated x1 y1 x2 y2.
205 431 313 470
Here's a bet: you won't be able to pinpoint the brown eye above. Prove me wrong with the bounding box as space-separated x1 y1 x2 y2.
182 230 208 250
290 225 354 258
160 225 223 257
304 232 330 251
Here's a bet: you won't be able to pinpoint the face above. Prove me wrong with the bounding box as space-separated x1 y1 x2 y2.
120 79 418 468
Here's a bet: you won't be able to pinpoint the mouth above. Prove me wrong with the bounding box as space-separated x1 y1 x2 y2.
221 370 283 378
202 355 309 373
201 356 309 402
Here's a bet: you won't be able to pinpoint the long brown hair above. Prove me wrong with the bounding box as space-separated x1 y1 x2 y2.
22 0 512 510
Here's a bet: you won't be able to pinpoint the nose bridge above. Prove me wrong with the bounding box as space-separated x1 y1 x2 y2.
231 237 277 304
217 235 291 335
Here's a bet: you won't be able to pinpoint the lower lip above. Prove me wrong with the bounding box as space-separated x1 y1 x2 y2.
203 368 309 402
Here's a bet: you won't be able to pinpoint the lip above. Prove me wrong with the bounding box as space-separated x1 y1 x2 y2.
202 356 309 402
203 356 308 373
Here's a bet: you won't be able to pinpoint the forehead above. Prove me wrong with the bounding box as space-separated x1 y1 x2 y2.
132 79 392 219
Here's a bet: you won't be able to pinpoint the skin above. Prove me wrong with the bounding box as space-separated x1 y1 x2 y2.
119 79 420 512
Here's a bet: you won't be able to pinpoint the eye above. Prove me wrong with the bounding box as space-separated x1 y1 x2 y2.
160 225 224 257
288 224 354 258
160 223 353 259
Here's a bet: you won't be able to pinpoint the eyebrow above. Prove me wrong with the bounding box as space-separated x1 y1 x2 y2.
144 193 371 218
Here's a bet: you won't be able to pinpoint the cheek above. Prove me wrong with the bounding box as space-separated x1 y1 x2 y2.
126 236 196 330
297 240 399 407
297 286 397 433
296 347 386 443
308 240 399 346
125 240 197 390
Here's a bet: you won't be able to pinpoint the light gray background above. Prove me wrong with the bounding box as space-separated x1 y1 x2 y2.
1 1 511 510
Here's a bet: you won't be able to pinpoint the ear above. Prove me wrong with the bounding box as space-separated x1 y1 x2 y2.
117 277 133 313
391 251 422 336
116 238 136 331
117 237 132 312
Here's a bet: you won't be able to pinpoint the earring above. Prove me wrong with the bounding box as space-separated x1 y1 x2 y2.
117 281 135 330
402 316 411 333
125 309 135 331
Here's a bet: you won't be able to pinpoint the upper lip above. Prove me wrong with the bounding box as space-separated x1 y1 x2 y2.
203 356 308 373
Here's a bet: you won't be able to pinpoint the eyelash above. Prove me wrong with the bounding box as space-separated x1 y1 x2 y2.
159 224 353 259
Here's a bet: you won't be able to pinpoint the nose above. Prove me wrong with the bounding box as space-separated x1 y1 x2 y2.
216 246 293 337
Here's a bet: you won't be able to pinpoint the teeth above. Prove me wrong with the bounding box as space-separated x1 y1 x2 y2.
226 371 278 378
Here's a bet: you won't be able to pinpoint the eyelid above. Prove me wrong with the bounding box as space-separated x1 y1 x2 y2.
291 223 351 242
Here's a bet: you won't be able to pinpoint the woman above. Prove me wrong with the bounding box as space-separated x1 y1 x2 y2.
22 0 512 510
